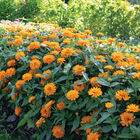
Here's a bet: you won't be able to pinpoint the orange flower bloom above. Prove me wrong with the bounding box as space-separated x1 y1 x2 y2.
28 96 36 103
30 59 41 70
118 42 126 47
60 48 74 58
88 87 103 98
116 61 129 68
97 32 104 36
126 56 138 66
104 65 114 71
11 93 18 100
22 73 32 81
105 102 114 108
81 116 91 124
15 52 25 61
36 117 46 128
41 107 51 118
7 59 16 67
15 106 22 116
66 90 79 101
107 38 116 44
57 58 65 64
113 70 125 76
132 72 140 79
73 80 85 92
90 77 101 87
30 41 40 50
44 100 55 109
6 68 16 77
57 102 66 110
78 40 90 46
84 30 92 35
52 125 65 139
42 70 51 80
94 55 105 60
126 104 140 113
0 70 6 81
120 112 135 126
13 36 23 46
134 63 140 70
43 55 55 64
98 73 108 78
115 90 130 101
87 131 100 140
72 65 86 76
44 83 56 96
15 80 25 90
63 38 71 44
111 52 124 62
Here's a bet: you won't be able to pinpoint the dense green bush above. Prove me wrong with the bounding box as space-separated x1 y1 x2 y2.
0 0 139 41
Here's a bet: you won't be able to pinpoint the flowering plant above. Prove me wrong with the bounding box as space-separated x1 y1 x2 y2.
0 21 140 140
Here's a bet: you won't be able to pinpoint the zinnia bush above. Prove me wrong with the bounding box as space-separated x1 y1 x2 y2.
0 20 140 140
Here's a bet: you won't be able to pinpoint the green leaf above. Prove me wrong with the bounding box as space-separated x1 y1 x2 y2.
112 124 117 132
72 80 83 86
96 112 111 125
96 78 110 87
82 72 89 81
71 116 80 132
118 133 134 139
102 125 112 133
110 82 120 87
55 76 68 83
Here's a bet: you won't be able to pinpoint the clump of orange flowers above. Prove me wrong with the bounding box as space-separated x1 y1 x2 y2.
7 59 16 67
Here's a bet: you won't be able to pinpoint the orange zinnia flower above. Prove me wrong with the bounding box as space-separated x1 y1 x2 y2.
7 59 16 67
72 65 86 76
60 48 74 58
15 80 25 90
52 125 65 139
115 90 130 101
15 106 22 116
105 102 114 108
6 68 16 77
36 117 45 128
30 59 41 70
57 102 66 110
111 52 124 62
66 90 79 101
87 131 100 140
88 87 103 98
44 83 56 96
43 55 55 64
22 73 32 81
126 104 140 113
15 52 25 61
120 112 135 126
73 80 85 92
